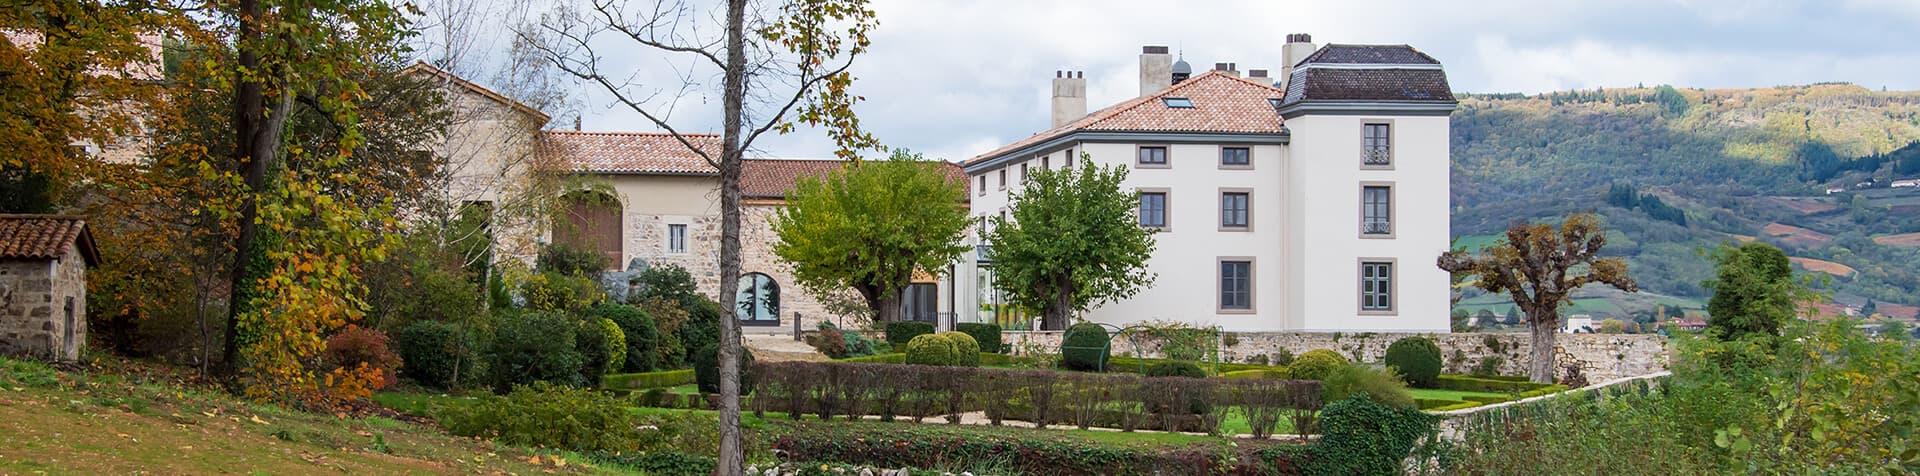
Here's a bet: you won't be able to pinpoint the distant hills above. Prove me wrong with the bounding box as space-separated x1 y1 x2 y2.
1449 83 1920 321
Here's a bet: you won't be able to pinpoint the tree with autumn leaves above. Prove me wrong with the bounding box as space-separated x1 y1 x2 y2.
1439 213 1637 383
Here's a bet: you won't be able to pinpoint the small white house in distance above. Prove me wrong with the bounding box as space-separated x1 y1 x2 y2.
960 34 1457 332
1563 315 1596 334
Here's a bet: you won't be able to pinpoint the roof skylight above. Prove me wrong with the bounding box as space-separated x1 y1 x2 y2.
1162 97 1194 108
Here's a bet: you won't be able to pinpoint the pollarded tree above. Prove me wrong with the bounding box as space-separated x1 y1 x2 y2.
1437 213 1637 383
772 149 972 324
984 160 1156 331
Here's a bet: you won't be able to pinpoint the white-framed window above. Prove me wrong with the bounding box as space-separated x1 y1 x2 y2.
668 223 687 253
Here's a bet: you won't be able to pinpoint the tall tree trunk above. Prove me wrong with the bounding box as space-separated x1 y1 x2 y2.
1525 304 1557 384
714 0 748 473
1042 278 1073 331
877 294 901 324
219 0 265 382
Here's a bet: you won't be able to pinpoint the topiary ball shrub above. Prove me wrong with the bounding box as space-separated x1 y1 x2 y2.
397 320 477 389
1304 394 1438 476
1383 336 1443 388
885 321 935 346
575 317 621 387
591 302 658 373
938 331 981 367
904 333 957 366
693 345 755 395
1146 361 1207 378
954 322 1003 354
1290 349 1350 381
1061 323 1112 371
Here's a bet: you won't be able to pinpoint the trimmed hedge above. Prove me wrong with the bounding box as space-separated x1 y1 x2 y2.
602 369 695 390
977 353 1036 367
1107 356 1276 375
884 321 935 346
750 361 1322 437
1383 336 1442 388
1427 401 1482 412
1221 368 1290 379
1416 398 1470 410
837 353 905 364
954 322 1003 353
1515 384 1570 399
693 345 755 395
1434 375 1555 394
1146 361 1206 378
1463 394 1514 405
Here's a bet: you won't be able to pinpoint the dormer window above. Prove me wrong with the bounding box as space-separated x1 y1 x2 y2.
1162 97 1194 108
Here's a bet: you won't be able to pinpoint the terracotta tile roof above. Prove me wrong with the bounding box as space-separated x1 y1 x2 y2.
541 130 721 175
742 159 969 200
967 70 1287 165
0 215 99 266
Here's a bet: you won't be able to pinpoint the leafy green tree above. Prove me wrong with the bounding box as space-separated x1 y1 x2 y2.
1439 213 1638 383
984 160 1156 330
1504 307 1522 326
772 150 972 323
1703 242 1811 341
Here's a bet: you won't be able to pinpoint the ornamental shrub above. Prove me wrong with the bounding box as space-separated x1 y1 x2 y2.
1290 349 1349 381
1061 323 1111 371
323 325 403 389
575 316 620 387
396 320 477 389
1383 336 1443 388
1272 348 1296 366
938 331 981 367
1321 365 1416 410
592 303 658 372
1300 394 1438 476
904 333 956 366
439 382 644 452
954 322 1003 353
520 271 603 313
487 311 584 393
692 344 755 395
535 242 610 279
1146 361 1207 378
598 318 627 374
884 321 935 346
807 323 850 358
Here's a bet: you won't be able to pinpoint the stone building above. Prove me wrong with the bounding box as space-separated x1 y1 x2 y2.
0 215 100 362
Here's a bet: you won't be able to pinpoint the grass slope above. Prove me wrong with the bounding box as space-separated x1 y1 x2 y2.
0 357 590 475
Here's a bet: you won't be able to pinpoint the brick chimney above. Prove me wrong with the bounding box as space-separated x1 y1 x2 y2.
1213 62 1240 77
1052 70 1087 128
1139 45 1172 97
1279 33 1317 90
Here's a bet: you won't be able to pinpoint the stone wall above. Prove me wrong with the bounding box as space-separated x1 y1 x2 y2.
0 248 87 361
740 204 834 334
1002 330 1668 382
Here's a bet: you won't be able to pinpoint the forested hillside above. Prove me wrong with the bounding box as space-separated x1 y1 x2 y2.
1450 83 1920 319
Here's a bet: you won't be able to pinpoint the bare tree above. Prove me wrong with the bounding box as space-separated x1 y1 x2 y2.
523 0 880 472
1438 213 1637 383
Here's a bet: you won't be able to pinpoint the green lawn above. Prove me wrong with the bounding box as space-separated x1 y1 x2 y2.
1410 388 1509 401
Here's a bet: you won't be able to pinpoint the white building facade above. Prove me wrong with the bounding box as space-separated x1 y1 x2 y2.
962 35 1457 332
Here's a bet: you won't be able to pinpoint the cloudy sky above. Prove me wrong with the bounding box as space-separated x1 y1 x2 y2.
478 0 1920 163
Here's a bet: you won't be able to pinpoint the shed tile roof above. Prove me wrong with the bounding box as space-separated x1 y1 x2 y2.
742 159 969 200
967 71 1286 165
0 215 99 266
541 130 721 175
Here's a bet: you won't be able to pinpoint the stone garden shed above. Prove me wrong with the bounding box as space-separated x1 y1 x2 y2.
0 215 99 361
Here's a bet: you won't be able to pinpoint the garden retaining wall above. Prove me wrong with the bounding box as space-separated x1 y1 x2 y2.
1001 331 1668 382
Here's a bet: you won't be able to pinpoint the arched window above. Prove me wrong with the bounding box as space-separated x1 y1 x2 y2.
736 272 779 326
553 191 622 269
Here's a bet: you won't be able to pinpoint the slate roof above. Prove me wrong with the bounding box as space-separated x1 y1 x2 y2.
1294 44 1441 65
541 130 721 175
742 159 969 200
1280 44 1455 105
967 71 1287 165
0 215 99 266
